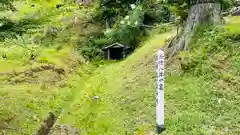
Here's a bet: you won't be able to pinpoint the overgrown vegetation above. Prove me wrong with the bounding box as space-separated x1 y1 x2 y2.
54 18 240 134
0 0 239 135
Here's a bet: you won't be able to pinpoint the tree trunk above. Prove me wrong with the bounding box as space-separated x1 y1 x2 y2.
168 0 221 57
83 0 92 6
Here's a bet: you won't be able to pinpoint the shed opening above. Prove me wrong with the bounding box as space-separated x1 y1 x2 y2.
102 43 132 60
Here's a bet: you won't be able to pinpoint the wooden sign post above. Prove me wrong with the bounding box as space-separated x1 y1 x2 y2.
156 49 165 133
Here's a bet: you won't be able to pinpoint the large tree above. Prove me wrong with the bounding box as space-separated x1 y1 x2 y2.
167 0 221 57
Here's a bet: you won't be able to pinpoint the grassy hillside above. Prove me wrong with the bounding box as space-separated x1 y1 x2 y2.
0 1 90 134
56 17 240 135
1 3 239 133
0 45 83 134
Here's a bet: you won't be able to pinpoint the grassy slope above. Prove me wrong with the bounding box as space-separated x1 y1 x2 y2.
0 1 93 134
58 31 174 134
59 19 240 134
1 2 239 134
0 46 81 134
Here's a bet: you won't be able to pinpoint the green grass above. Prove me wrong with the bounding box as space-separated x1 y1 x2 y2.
1 9 240 135
58 33 176 134
57 20 240 135
0 1 93 134
0 45 82 134
0 83 72 134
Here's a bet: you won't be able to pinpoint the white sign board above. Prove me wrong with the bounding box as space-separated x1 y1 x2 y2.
156 49 165 133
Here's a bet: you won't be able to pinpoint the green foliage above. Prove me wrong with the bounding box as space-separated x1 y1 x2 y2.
179 24 240 80
221 0 233 11
98 0 142 20
1 0 240 133
81 0 174 60
0 0 16 11
80 42 104 61
147 23 175 36
0 17 42 41
166 0 189 21
0 0 64 41
82 4 146 59
59 32 175 135
145 3 172 23
97 0 172 24
166 0 233 22
104 5 145 47
58 22 240 134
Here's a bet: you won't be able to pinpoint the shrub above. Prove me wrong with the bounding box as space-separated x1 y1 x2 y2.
145 4 172 24
179 24 239 79
221 0 233 11
103 5 145 47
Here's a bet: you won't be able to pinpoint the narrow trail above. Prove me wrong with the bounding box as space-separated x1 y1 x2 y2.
48 32 177 135
49 65 110 134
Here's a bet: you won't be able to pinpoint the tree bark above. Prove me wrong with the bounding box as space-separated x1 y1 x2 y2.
168 0 221 57
83 0 92 5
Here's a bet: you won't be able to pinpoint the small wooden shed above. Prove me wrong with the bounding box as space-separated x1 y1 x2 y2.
102 43 132 60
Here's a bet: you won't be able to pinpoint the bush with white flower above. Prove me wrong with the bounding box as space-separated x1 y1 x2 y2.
104 5 145 47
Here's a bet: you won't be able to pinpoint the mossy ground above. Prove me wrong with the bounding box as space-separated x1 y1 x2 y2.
57 18 240 134
1 16 240 135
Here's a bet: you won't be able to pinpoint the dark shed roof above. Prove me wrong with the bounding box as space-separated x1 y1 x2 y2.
102 42 130 50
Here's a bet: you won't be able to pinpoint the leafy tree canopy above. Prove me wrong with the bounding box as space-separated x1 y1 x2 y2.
0 0 16 11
